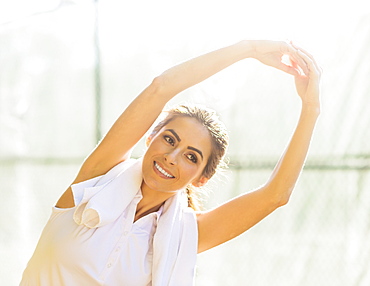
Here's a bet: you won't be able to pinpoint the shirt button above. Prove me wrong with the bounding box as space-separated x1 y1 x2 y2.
107 263 112 268
115 247 121 252
123 231 129 236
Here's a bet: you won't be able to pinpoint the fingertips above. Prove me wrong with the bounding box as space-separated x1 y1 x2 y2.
297 49 321 78
288 67 301 77
282 40 319 77
281 51 304 76
290 56 306 76
290 54 308 76
283 63 301 76
292 42 315 62
292 42 322 74
285 46 308 76
281 55 301 76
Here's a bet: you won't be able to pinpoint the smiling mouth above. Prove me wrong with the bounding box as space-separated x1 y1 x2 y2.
154 162 175 178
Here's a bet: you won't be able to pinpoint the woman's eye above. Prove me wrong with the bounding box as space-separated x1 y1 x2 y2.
187 153 198 163
164 135 175 145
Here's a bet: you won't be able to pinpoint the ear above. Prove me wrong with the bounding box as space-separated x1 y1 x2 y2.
192 176 209 188
146 134 153 147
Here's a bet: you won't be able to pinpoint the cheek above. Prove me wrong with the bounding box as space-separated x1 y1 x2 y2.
179 161 204 180
148 139 168 153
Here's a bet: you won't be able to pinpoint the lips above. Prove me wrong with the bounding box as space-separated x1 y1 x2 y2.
154 161 175 178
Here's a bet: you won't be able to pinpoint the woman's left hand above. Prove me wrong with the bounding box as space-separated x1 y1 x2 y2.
251 40 308 76
290 44 322 110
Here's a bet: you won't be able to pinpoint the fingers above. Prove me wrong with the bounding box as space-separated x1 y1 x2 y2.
279 54 299 76
258 40 320 78
291 42 316 65
281 41 309 76
290 42 322 77
279 61 301 76
296 49 322 79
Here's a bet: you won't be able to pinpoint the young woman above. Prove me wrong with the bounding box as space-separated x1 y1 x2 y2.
20 40 321 285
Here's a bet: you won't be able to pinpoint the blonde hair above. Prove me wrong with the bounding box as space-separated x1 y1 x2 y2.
150 104 229 210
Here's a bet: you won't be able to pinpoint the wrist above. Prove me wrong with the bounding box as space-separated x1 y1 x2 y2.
301 102 321 118
235 40 256 59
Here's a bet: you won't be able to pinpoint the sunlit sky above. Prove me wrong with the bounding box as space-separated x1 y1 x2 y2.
1 0 367 60
1 0 367 40
1 0 366 79
1 0 369 154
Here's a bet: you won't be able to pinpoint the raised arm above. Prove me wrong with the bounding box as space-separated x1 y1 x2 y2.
56 40 303 208
76 40 302 180
197 45 322 253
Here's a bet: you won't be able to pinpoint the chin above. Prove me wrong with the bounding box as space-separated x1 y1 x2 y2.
142 176 184 194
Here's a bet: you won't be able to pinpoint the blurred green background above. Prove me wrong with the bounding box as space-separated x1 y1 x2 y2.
1 0 369 285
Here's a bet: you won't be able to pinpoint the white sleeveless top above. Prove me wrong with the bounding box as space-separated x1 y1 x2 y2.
20 158 198 286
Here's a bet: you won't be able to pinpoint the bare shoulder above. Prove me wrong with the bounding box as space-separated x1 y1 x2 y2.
54 161 107 209
55 187 74 209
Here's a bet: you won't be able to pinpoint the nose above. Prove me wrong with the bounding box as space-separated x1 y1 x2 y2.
164 149 180 165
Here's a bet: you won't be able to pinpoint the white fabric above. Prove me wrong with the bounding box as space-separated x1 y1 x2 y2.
20 158 198 286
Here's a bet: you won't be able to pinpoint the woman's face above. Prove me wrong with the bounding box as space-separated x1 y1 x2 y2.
142 116 212 193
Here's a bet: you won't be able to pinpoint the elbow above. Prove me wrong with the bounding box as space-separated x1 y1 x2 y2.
148 76 165 95
150 74 172 98
277 194 290 208
151 75 164 89
140 75 173 107
151 71 182 99
265 182 294 208
276 186 295 207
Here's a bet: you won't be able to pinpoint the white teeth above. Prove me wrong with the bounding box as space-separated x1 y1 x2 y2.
155 162 174 178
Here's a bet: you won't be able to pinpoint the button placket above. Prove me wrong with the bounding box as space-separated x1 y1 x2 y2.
99 219 133 281
99 190 141 282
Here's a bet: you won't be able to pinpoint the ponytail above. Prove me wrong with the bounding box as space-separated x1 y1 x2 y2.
186 185 202 211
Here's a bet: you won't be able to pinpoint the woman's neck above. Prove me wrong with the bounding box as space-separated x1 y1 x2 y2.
134 180 176 222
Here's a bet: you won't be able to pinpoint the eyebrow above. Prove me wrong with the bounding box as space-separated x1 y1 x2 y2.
165 129 204 160
166 129 181 142
187 146 204 160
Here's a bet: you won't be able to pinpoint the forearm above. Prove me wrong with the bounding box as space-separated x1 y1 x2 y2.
265 104 320 206
156 40 254 99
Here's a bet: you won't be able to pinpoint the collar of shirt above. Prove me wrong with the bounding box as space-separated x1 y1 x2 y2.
130 190 163 230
